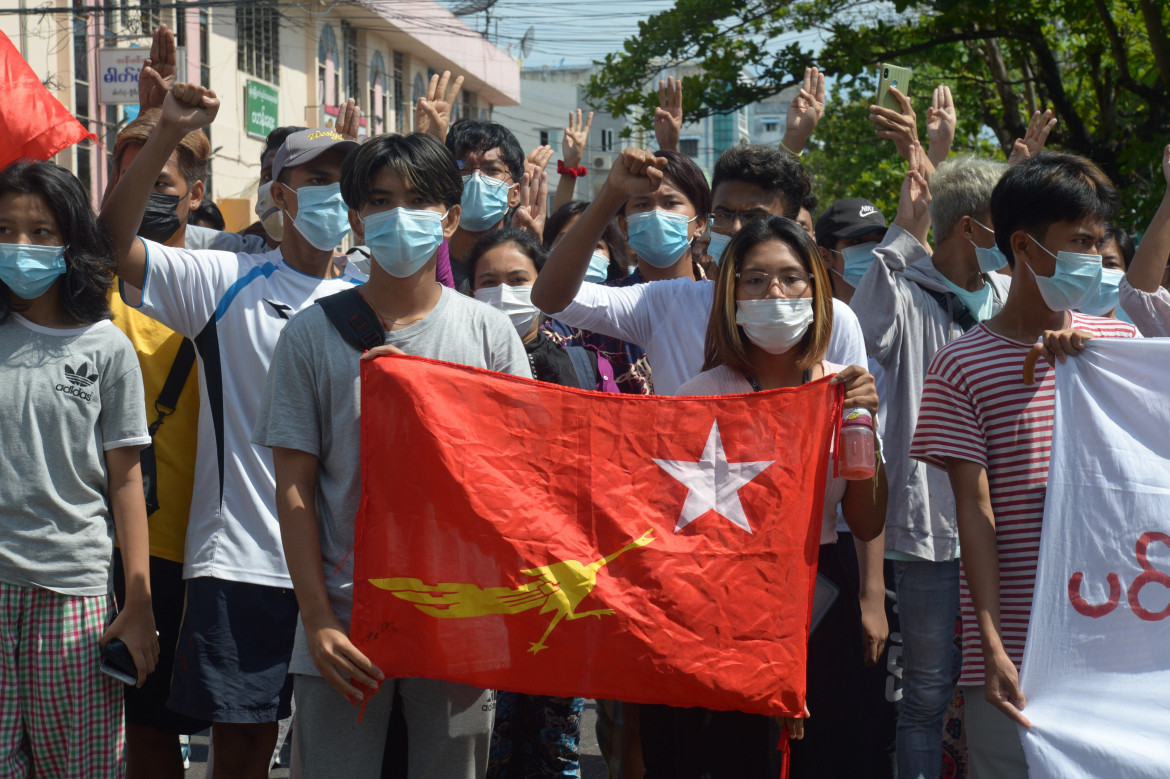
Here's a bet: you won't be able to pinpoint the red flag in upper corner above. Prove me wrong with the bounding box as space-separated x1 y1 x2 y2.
0 30 95 169
351 355 843 718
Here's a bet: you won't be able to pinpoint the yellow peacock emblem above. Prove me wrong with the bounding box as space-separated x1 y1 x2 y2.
369 530 655 654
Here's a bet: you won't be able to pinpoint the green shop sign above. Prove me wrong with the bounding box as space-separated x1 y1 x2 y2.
246 81 279 139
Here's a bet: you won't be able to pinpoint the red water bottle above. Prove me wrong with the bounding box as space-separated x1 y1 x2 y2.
839 408 876 480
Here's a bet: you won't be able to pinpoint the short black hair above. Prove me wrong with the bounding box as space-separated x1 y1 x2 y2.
340 133 462 212
445 119 525 183
543 199 630 282
1103 224 1135 269
467 227 547 288
187 200 225 230
0 160 115 325
990 152 1119 268
262 126 307 170
711 145 812 220
802 191 818 215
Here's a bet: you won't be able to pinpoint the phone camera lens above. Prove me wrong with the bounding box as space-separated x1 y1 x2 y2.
883 68 889 78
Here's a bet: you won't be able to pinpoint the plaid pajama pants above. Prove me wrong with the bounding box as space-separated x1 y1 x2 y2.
0 581 125 778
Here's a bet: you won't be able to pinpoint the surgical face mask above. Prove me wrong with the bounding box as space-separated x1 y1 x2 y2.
286 182 351 251
625 210 694 268
460 172 512 232
139 192 183 243
969 219 1007 273
734 297 814 355
473 284 539 337
940 275 997 323
585 251 610 283
707 230 732 265
837 242 878 286
1078 267 1123 317
0 242 67 300
255 181 283 242
361 207 445 278
1025 235 1103 311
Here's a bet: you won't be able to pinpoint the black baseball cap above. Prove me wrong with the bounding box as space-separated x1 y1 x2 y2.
815 198 887 241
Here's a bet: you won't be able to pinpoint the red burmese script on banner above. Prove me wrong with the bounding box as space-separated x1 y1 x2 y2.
351 355 843 717
0 31 95 169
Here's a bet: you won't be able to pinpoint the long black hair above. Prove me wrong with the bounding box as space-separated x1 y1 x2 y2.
0 160 116 325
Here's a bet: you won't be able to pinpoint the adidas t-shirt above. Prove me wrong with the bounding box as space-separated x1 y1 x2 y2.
0 315 150 596
124 239 366 587
909 313 1138 685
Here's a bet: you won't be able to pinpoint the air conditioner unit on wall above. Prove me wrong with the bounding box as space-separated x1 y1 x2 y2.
592 154 613 170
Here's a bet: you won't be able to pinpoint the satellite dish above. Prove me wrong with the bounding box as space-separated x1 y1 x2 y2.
452 0 498 15
519 25 535 59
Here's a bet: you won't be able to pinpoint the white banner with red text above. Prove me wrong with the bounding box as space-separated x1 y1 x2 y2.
1020 338 1170 778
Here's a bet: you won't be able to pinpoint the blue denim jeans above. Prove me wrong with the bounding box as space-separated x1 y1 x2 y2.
893 558 960 779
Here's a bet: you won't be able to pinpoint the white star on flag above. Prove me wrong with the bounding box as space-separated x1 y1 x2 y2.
654 421 775 534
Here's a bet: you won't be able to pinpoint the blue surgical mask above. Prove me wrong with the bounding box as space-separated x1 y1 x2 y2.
361 208 446 278
707 231 732 265
288 182 351 251
969 219 1007 273
0 243 67 299
625 210 694 268
940 275 997 323
1078 267 1123 317
585 252 610 283
460 173 512 231
1026 235 1103 311
838 242 878 286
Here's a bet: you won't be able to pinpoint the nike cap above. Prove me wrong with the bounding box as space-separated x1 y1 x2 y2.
271 128 359 182
815 197 887 241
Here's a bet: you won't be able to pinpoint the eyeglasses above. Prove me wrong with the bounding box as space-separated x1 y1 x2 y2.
735 270 813 299
709 209 772 230
458 161 512 182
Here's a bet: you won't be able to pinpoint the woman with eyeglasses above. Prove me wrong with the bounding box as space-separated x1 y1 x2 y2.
639 216 887 779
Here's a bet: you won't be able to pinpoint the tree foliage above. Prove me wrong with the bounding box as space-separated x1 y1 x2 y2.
585 0 1170 228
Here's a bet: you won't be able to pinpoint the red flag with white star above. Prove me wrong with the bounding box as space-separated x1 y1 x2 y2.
0 30 95 169
351 354 842 717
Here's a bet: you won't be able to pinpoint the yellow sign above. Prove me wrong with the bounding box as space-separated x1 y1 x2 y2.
370 530 655 654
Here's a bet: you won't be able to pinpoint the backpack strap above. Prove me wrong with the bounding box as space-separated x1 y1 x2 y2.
140 337 196 516
913 282 978 332
564 344 600 391
316 287 384 352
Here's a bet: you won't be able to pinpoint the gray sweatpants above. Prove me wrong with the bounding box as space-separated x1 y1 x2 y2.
289 673 495 779
962 684 1029 779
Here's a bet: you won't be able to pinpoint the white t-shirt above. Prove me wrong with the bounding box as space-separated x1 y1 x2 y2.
552 278 867 395
123 238 367 586
675 362 848 545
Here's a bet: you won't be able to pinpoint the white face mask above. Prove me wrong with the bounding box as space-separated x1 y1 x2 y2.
255 181 283 241
735 297 814 355
473 284 539 337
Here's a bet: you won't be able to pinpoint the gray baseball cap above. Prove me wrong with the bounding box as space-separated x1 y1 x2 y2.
271 128 359 182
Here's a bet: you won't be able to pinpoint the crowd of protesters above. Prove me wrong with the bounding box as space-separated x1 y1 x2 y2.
2 20 1168 779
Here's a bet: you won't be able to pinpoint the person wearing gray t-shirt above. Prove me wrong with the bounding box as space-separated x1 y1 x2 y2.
254 133 529 779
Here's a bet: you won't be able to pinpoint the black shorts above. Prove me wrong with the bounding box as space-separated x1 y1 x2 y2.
112 551 211 735
167 576 299 723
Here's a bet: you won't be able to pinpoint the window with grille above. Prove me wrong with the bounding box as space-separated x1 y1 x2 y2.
344 23 358 100
237 1 280 85
600 128 614 152
393 52 406 134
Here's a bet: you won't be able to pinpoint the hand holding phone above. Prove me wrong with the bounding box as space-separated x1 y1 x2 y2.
100 638 139 686
876 63 912 112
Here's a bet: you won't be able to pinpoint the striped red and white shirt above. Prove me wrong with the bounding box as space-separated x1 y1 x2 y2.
909 314 1137 685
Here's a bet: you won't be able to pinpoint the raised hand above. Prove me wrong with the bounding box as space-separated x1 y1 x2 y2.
513 168 549 240
1008 109 1057 167
926 84 956 167
870 86 920 161
138 24 177 111
654 77 683 152
526 144 554 178
600 148 668 203
562 109 594 169
161 82 220 134
783 66 826 154
415 70 464 144
894 142 933 245
336 97 361 141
